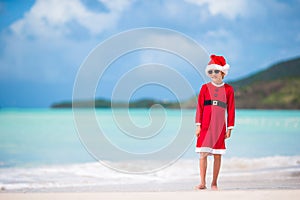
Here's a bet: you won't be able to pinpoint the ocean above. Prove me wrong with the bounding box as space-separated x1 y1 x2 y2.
0 109 300 191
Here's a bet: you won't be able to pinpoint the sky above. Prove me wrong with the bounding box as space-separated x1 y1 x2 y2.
0 0 300 108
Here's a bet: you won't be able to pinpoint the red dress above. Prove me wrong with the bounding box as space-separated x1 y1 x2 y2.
195 82 235 154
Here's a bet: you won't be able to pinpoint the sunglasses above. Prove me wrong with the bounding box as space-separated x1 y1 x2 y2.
208 70 220 74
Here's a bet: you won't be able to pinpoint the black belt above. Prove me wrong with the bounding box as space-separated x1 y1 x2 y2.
204 100 227 108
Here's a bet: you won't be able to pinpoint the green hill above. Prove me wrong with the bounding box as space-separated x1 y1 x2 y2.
229 56 300 109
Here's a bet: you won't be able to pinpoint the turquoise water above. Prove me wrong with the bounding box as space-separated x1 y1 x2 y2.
0 108 300 191
0 109 300 168
228 110 300 157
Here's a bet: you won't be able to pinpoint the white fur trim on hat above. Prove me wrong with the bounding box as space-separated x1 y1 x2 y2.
205 63 230 77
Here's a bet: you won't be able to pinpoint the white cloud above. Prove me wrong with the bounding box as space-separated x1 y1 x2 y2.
10 0 132 39
184 0 249 20
2 0 299 85
0 0 133 82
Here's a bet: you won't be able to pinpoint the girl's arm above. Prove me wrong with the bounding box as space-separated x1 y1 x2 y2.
227 86 235 130
195 85 206 137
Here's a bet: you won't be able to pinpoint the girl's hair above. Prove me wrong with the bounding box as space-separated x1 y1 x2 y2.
221 71 225 79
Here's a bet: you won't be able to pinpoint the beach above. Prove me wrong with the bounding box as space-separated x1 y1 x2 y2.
1 156 300 193
1 190 300 200
1 170 300 199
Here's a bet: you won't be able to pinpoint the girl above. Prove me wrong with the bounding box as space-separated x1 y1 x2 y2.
195 54 235 190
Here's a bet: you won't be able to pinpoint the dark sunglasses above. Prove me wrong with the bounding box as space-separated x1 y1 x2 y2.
208 70 220 74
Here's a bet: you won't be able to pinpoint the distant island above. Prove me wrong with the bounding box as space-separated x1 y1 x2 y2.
52 98 184 109
51 56 300 109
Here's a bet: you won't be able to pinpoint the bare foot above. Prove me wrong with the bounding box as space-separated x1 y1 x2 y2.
211 184 218 190
194 184 207 190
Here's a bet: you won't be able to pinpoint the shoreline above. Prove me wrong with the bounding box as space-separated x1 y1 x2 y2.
1 156 300 193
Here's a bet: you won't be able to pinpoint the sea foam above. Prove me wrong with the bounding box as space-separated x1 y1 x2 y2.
1 156 299 191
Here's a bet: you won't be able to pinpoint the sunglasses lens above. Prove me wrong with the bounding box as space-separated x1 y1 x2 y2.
208 70 220 74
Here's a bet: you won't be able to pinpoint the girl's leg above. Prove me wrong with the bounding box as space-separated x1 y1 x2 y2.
211 154 221 190
196 153 208 189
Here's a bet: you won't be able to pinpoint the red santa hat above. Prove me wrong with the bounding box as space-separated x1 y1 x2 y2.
205 54 230 77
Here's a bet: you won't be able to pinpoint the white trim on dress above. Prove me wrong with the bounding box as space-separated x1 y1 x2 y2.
211 82 225 87
195 147 226 155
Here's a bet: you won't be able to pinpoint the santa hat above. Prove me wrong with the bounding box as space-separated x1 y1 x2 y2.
205 54 230 77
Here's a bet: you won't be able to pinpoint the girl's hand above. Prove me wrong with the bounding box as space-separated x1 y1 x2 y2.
195 126 201 137
225 129 232 139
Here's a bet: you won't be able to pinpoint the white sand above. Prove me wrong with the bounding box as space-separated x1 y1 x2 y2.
1 190 300 200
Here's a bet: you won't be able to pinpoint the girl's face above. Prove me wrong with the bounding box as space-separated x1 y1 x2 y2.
208 70 223 84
